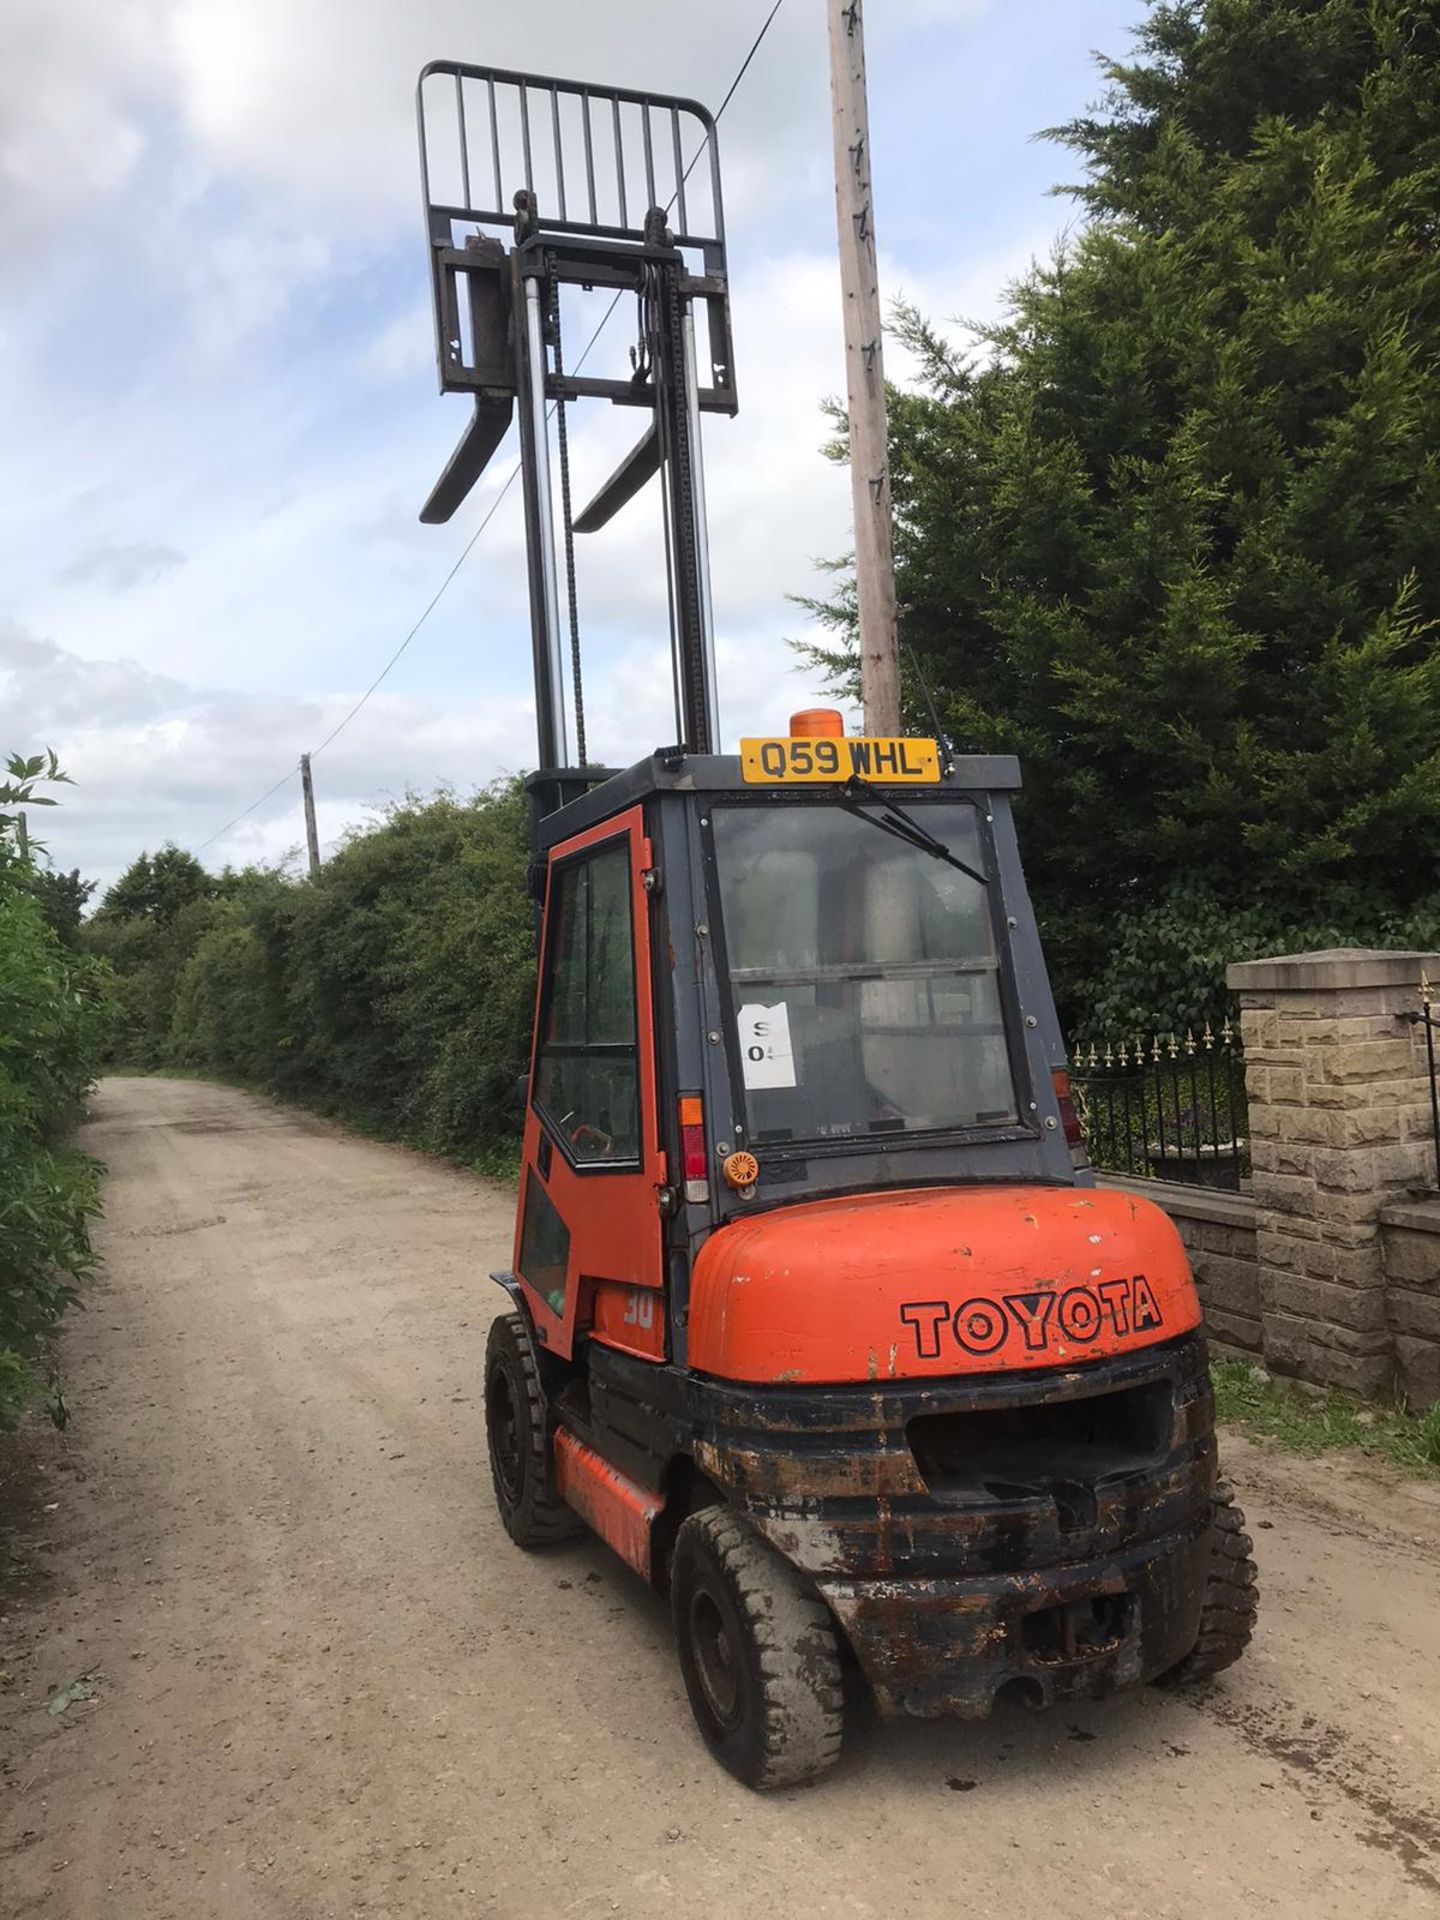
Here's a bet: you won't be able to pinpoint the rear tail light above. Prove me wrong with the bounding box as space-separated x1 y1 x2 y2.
1053 1068 1086 1157
679 1095 710 1203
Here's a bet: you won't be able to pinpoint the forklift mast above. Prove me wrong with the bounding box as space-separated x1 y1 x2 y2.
416 63 738 808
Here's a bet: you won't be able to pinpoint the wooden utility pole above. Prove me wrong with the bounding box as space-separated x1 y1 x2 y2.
299 754 321 879
828 0 901 737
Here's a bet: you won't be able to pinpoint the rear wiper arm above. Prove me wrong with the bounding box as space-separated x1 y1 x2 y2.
838 791 989 888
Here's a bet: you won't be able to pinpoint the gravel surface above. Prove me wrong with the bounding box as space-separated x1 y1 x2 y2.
3 1074 1439 1917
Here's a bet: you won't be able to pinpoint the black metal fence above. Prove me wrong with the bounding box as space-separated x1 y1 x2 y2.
1405 981 1440 1190
1070 1021 1249 1192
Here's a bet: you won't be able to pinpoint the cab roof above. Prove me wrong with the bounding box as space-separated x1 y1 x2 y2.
528 750 1023 852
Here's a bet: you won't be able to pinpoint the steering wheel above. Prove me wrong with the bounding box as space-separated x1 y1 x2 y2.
569 1120 615 1158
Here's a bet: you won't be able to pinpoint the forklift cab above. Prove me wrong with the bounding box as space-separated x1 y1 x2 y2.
513 734 1202 1395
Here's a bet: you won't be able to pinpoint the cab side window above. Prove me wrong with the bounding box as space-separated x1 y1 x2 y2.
534 842 640 1164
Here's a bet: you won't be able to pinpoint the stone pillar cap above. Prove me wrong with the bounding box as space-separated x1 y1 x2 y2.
1226 948 1440 992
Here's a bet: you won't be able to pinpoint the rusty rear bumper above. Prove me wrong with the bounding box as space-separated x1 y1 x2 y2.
686 1330 1216 1718
816 1509 1210 1717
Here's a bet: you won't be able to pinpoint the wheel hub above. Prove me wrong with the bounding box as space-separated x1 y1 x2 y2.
690 1589 742 1728
489 1365 523 1507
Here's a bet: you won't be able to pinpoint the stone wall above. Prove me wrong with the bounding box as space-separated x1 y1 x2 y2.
1098 1175 1440 1408
1091 950 1440 1407
1101 1175 1259 1358
1379 1198 1440 1409
1226 949 1437 1397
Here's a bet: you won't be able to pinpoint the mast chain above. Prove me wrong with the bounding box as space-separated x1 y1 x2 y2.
548 267 587 768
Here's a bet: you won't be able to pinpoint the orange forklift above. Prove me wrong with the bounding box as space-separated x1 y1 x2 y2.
416 63 1257 1788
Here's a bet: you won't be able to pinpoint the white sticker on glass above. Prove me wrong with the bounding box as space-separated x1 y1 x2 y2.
737 1001 797 1090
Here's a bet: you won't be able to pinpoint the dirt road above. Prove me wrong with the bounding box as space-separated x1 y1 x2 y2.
3 1076 1440 1918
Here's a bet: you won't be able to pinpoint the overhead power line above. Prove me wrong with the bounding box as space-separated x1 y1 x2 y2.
716 0 786 119
195 765 301 857
308 463 521 761
191 0 788 853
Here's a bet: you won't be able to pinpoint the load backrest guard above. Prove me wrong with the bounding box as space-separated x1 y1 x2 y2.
416 64 737 771
416 63 731 390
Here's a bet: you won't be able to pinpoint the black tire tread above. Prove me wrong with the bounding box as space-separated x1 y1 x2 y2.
484 1311 580 1549
1161 1480 1258 1684
674 1506 844 1790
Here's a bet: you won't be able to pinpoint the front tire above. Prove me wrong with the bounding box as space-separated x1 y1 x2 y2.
671 1506 845 1790
484 1311 579 1549
1159 1480 1258 1684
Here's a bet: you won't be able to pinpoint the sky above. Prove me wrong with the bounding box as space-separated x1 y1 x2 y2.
2 0 1150 891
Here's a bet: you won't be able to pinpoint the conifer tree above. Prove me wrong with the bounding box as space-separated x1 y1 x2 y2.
813 0 1440 1022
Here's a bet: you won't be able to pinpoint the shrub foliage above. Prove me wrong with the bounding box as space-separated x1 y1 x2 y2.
0 754 112 1429
91 783 535 1168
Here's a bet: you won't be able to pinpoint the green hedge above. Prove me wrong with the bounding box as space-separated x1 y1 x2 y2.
92 782 536 1170
1 757 113 1428
1074 877 1440 1045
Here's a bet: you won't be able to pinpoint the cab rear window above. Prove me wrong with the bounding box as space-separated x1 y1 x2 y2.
709 801 1019 1145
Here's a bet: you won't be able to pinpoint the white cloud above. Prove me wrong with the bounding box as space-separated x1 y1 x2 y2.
7 606 844 887
0 1 169 274
58 543 188 593
4 1 1000 322
1 0 1125 887
364 298 436 382
5 616 528 882
182 219 335 366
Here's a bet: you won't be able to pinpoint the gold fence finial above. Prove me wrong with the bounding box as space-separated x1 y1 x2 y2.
1421 970 1434 1009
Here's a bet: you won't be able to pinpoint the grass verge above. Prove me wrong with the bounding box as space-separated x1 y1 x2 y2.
1213 1357 1440 1477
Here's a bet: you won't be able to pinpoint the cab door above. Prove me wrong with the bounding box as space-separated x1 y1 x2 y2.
513 806 666 1360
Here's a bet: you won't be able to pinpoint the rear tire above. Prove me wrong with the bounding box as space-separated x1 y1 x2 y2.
1159 1480 1258 1684
671 1506 845 1790
484 1310 579 1549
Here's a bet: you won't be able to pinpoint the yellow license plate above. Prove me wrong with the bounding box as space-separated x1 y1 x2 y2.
739 736 941 785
